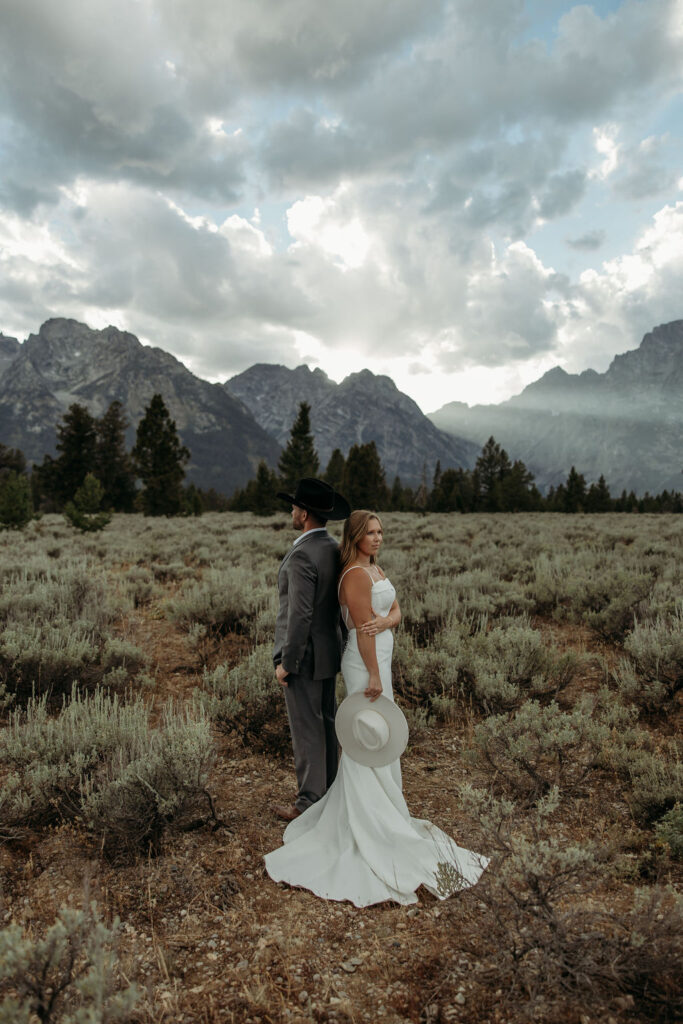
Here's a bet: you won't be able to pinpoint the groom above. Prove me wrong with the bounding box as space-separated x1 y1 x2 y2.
272 478 351 822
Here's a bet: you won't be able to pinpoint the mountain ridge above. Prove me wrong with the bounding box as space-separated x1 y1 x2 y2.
224 363 478 484
0 319 280 495
429 320 683 494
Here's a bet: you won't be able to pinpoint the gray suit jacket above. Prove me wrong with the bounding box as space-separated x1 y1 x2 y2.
273 531 342 680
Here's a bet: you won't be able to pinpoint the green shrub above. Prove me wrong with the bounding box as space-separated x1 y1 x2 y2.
64 474 112 533
0 562 142 704
393 620 579 716
167 567 276 640
0 688 215 854
0 471 32 530
122 566 155 607
438 785 683 1020
626 748 683 826
198 644 289 754
0 903 139 1023
617 610 683 707
469 697 632 801
655 803 683 859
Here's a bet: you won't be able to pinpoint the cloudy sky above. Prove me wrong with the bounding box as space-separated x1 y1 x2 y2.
1 0 682 411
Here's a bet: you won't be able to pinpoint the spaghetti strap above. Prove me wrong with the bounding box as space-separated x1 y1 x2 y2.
338 564 376 595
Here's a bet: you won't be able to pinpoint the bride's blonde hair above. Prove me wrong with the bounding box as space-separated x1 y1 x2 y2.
340 510 383 572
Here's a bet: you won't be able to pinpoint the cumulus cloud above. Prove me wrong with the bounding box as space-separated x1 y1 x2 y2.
0 0 682 410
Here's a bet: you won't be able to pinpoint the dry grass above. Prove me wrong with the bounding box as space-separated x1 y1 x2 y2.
1 514 681 1023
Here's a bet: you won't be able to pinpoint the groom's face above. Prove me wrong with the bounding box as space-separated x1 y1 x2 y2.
291 504 306 530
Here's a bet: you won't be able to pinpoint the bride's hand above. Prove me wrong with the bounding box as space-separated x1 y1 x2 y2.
359 615 390 637
365 674 383 702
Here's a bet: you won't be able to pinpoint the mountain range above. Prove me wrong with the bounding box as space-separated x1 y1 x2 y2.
0 317 680 497
224 364 478 484
429 320 683 496
0 319 279 497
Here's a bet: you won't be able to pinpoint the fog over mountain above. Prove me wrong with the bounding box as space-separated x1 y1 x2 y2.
429 321 683 496
0 319 279 496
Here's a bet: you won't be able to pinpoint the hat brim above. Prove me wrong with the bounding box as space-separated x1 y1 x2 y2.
276 490 351 521
335 692 409 767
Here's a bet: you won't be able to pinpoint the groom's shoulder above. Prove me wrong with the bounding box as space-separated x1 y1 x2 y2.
302 531 339 566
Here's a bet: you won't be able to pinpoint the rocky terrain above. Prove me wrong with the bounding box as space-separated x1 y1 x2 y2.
429 321 683 495
0 319 280 496
225 364 478 484
0 335 20 378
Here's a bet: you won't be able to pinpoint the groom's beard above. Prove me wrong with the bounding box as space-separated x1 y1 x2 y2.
292 505 306 530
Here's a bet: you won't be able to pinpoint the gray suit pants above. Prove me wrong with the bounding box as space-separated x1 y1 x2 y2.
283 658 338 812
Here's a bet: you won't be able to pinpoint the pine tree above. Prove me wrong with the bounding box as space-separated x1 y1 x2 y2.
323 448 346 493
585 474 612 513
433 467 475 512
182 483 204 517
54 403 98 505
390 476 406 511
0 470 33 529
564 466 587 513
278 402 319 491
230 461 280 515
414 462 430 512
475 436 512 511
344 442 389 510
132 394 190 516
499 460 538 512
64 473 111 532
95 400 137 512
0 443 27 476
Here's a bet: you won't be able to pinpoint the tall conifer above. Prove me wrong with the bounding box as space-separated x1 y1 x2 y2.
278 401 320 491
132 394 190 516
54 403 97 505
343 442 389 510
95 400 137 512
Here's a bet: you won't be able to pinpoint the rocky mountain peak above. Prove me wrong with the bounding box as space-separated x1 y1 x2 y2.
226 361 478 483
606 320 683 391
429 319 683 495
340 369 399 396
0 318 280 495
0 334 20 377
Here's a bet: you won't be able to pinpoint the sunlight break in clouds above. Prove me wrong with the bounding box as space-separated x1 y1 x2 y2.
0 0 682 409
287 190 372 270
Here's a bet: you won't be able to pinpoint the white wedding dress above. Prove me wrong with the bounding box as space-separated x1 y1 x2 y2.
264 576 489 907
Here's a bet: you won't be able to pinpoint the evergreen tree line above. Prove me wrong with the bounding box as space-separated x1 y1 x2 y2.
0 394 201 529
232 403 683 515
2 397 680 528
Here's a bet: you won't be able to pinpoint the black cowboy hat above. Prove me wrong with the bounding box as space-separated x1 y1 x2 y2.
277 478 350 521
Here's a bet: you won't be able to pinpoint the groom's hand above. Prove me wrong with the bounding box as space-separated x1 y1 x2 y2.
276 663 290 687
359 615 389 637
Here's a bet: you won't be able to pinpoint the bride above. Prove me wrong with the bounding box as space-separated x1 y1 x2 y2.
264 510 488 907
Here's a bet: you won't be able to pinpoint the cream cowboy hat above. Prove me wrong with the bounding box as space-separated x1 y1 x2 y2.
335 692 409 767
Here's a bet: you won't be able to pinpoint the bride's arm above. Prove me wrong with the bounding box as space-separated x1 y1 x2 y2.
340 573 383 701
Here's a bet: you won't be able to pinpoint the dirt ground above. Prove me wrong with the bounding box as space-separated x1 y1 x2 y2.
1 591 680 1024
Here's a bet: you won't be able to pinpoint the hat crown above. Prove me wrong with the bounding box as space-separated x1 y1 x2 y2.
335 692 409 767
293 478 335 513
352 709 390 752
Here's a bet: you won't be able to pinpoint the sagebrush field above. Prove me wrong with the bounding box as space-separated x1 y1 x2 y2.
0 513 681 1024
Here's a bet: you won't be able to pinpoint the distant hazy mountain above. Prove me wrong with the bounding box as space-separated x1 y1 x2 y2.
0 319 280 495
429 321 683 495
224 364 478 485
